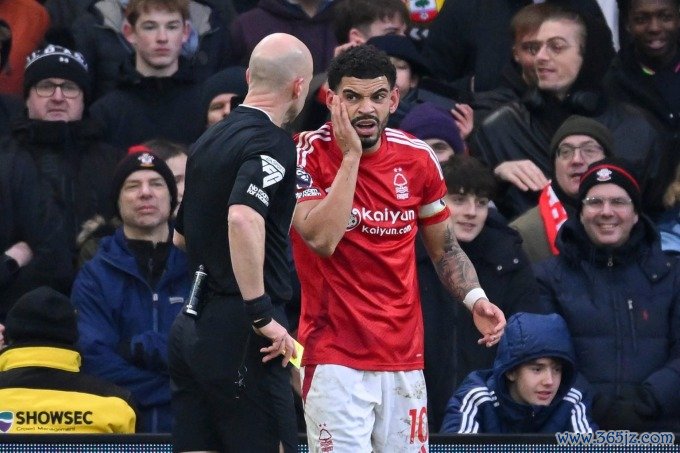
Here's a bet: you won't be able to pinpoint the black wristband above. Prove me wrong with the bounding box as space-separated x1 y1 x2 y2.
1 254 19 279
243 294 275 323
252 316 272 328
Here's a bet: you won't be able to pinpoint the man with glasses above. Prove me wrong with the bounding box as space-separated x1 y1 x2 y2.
535 157 680 431
511 115 611 263
3 44 124 291
423 0 611 94
473 3 558 125
471 7 665 221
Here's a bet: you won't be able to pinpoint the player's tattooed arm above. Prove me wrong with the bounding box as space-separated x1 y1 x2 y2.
434 223 481 302
423 219 506 346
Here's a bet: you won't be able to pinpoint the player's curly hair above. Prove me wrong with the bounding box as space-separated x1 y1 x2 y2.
327 45 396 91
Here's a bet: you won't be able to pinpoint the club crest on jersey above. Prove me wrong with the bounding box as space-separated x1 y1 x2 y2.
393 167 410 200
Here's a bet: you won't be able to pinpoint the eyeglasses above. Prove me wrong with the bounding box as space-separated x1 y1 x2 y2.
582 197 633 210
524 38 574 57
34 80 82 99
556 143 605 161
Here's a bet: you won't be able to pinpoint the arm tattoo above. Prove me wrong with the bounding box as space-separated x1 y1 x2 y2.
435 224 481 302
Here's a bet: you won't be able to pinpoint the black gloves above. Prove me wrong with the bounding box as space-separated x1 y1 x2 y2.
117 334 169 372
594 385 660 431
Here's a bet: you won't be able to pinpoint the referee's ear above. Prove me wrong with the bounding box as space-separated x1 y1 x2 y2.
292 76 305 100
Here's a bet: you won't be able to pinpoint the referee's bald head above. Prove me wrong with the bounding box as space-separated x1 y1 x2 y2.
247 33 313 91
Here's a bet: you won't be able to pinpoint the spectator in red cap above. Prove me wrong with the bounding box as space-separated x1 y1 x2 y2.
535 157 680 432
71 151 190 433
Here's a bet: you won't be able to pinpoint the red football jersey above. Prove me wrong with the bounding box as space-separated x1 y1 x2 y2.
293 123 449 371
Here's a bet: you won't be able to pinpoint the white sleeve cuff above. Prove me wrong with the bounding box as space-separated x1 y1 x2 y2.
463 288 487 311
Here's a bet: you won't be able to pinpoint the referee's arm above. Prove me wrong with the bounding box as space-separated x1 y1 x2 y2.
228 204 265 300
228 203 297 366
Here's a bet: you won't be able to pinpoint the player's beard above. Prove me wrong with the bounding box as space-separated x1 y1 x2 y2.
352 114 388 151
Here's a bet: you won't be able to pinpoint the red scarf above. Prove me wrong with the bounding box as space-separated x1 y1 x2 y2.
538 184 568 255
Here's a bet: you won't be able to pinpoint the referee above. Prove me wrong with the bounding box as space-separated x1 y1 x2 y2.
169 33 313 452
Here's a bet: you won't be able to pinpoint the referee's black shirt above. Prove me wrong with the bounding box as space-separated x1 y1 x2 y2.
178 105 296 301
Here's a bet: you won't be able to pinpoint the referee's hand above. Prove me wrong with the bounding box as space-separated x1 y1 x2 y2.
256 320 297 367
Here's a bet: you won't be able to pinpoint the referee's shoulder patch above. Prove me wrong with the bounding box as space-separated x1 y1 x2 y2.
261 155 285 188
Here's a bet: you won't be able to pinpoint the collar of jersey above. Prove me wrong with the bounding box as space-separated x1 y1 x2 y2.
239 104 275 124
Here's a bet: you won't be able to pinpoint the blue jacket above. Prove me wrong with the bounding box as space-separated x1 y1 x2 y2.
534 216 680 431
441 312 596 434
71 227 190 433
656 206 680 254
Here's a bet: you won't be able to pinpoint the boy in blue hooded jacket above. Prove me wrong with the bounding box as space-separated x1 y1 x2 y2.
441 312 597 433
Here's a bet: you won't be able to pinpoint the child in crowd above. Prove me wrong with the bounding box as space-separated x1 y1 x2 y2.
441 312 596 434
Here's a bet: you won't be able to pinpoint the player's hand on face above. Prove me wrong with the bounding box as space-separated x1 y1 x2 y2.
0 323 5 349
471 299 506 348
329 94 362 159
256 319 297 367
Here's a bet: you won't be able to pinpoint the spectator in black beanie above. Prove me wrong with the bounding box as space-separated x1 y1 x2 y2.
201 65 248 128
4 44 124 291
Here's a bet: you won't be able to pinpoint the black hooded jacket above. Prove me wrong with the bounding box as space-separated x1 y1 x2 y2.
7 118 124 265
470 14 666 220
604 40 680 184
422 0 612 94
89 62 204 149
0 143 73 319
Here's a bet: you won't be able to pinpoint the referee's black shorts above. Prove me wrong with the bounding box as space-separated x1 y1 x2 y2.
169 294 297 452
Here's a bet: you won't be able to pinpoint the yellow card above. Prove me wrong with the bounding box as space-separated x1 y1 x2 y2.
288 339 304 369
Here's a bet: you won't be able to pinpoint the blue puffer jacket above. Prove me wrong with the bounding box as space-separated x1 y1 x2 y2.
71 228 190 433
534 216 680 431
441 312 596 434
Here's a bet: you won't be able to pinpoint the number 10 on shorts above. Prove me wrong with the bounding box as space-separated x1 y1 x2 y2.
408 406 428 445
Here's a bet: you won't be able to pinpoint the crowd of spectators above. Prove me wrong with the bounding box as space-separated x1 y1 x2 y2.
0 0 679 443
